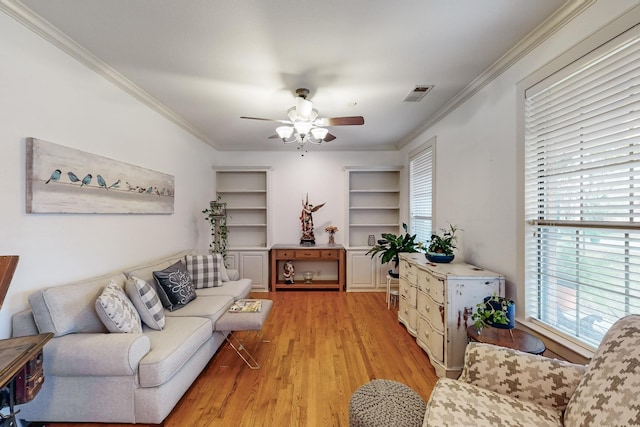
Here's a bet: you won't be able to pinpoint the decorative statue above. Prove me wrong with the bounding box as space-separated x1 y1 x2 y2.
300 193 325 246
283 260 295 284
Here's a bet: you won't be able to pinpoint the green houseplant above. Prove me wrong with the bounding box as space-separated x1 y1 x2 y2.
425 224 460 263
472 293 515 333
366 223 421 277
202 196 229 260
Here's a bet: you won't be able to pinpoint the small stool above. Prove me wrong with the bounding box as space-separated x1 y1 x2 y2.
215 299 273 369
349 379 426 427
386 275 400 310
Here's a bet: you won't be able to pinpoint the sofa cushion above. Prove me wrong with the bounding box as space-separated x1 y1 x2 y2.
564 315 640 427
153 261 197 311
138 316 212 387
28 273 127 337
126 276 165 330
185 254 223 288
195 278 252 300
95 280 142 334
423 378 563 427
164 295 233 327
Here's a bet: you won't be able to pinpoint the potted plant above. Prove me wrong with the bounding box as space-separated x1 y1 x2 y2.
202 196 229 261
366 223 421 278
472 293 515 333
424 224 460 263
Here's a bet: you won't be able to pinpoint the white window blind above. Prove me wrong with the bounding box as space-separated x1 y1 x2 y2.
410 145 433 244
524 25 640 348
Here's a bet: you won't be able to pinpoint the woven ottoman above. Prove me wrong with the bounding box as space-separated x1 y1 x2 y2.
349 379 426 427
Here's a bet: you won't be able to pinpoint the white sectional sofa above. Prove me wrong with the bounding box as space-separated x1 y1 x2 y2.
11 250 252 425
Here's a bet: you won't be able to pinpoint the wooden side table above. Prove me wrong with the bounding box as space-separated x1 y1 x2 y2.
0 333 53 426
466 325 545 355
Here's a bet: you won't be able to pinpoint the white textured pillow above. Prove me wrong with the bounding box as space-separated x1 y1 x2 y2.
185 254 223 288
95 280 142 334
125 276 165 330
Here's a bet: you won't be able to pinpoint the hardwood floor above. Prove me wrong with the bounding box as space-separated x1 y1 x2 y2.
47 291 439 427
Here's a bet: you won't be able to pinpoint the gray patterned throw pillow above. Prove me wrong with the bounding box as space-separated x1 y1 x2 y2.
125 276 165 330
185 254 223 288
95 280 142 334
152 261 197 311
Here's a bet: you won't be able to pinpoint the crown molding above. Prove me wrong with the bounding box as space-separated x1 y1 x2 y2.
0 0 217 148
396 0 596 149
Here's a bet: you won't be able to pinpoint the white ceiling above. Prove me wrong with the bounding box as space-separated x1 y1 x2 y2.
6 0 569 151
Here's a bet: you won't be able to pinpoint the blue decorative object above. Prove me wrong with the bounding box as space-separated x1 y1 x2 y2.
426 252 454 263
484 296 516 329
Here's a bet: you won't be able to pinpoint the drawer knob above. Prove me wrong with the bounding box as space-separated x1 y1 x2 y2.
425 305 430 312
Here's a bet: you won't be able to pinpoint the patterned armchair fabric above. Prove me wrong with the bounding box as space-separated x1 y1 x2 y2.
423 315 640 427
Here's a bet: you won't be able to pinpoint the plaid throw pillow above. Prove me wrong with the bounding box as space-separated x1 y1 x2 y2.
125 276 165 330
185 254 223 289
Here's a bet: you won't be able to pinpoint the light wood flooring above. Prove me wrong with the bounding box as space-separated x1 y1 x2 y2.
47 291 439 427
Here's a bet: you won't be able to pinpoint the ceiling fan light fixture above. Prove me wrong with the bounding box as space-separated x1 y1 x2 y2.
276 126 294 140
294 121 312 136
295 96 313 119
311 127 328 141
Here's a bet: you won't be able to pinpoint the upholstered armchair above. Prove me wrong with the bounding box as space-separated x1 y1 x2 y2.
423 315 640 426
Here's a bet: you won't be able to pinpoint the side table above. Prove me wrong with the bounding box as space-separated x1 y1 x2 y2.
466 325 545 355
0 333 53 427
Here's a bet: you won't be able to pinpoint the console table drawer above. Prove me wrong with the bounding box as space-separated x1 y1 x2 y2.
320 250 339 259
274 250 295 258
295 250 320 259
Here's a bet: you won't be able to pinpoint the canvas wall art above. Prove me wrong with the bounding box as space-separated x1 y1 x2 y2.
26 138 175 214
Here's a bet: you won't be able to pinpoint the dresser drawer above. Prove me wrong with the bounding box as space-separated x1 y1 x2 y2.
399 296 417 332
417 291 444 333
417 316 444 364
422 271 444 304
400 281 417 307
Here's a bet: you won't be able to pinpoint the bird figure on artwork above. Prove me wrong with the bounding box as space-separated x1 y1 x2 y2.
81 174 92 187
97 175 108 190
109 179 121 189
67 171 80 183
146 186 153 194
45 169 61 184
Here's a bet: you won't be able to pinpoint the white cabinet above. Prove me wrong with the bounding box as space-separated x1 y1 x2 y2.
215 167 271 290
345 167 402 290
399 253 504 378
227 251 269 292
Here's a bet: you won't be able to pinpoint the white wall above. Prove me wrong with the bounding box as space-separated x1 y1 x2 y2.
0 12 217 337
215 150 403 246
399 0 638 360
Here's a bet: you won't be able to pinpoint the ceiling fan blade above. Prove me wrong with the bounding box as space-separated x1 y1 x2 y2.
315 116 364 126
240 116 292 124
268 134 280 139
324 133 336 142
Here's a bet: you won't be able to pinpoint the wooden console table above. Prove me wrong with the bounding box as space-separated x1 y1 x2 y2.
0 333 53 426
270 244 346 291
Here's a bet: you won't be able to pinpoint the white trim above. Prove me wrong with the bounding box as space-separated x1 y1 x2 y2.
0 0 215 148
397 0 596 148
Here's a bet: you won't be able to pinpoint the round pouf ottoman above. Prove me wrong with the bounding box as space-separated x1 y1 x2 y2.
349 379 427 427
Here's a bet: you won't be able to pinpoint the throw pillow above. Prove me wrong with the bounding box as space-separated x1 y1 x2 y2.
152 261 197 311
185 254 224 288
125 276 165 330
95 280 142 333
220 259 230 282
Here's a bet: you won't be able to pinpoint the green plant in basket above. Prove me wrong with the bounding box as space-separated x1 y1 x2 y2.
472 293 514 332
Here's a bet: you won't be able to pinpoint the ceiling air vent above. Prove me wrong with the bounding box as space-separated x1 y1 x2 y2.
402 85 434 102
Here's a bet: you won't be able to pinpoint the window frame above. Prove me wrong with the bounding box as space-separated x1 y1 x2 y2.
408 138 435 244
517 8 640 357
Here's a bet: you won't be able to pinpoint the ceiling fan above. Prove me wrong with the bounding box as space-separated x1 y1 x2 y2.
240 88 364 148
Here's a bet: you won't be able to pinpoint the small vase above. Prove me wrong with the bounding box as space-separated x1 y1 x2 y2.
328 233 335 245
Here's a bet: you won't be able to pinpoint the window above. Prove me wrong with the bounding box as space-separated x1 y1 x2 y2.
524 25 640 349
409 141 434 244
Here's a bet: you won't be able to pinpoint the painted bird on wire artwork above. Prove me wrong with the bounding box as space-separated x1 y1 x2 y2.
26 138 175 214
299 193 325 246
